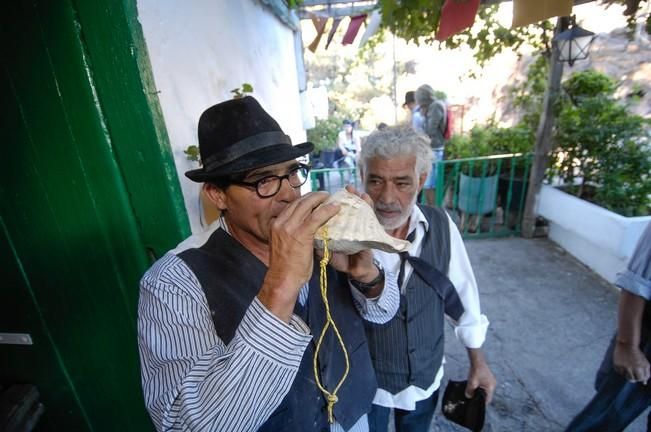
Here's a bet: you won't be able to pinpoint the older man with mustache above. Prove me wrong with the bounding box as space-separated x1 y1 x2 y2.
358 125 496 432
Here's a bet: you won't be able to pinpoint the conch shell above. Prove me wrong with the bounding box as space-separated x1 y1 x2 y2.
314 190 411 255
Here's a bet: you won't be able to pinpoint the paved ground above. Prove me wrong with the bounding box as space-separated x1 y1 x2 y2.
424 237 648 431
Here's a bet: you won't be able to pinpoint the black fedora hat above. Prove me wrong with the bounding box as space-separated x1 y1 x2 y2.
185 96 314 182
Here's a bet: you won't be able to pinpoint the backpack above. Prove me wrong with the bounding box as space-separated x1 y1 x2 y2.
436 100 453 140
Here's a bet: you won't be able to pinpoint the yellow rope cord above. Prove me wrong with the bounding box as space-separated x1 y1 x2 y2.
313 227 350 424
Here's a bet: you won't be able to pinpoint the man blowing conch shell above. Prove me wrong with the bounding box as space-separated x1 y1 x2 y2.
137 96 400 432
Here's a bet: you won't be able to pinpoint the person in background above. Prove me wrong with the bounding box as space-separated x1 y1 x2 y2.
565 222 651 431
137 96 400 432
359 125 496 432
336 119 362 168
416 84 448 207
402 90 424 133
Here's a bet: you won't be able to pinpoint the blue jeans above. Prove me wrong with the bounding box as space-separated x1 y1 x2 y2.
423 148 444 189
368 390 440 432
565 336 651 431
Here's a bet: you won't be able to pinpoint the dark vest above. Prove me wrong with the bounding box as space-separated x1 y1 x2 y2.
364 206 456 394
178 228 377 431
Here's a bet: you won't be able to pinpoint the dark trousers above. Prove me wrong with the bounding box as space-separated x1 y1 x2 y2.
368 390 439 432
565 336 651 432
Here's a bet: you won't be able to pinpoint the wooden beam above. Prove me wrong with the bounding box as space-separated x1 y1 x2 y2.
300 0 377 5
297 4 377 19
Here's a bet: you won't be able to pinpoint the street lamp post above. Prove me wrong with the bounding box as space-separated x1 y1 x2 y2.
522 15 596 238
553 16 596 66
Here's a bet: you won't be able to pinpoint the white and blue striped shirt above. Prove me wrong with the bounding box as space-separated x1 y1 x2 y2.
138 220 399 431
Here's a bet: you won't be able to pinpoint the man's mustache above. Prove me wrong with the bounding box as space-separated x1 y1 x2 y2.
375 202 402 213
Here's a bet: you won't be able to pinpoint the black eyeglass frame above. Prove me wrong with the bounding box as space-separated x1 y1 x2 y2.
229 163 311 198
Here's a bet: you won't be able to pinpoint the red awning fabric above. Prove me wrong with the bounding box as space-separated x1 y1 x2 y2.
436 0 481 41
342 14 366 45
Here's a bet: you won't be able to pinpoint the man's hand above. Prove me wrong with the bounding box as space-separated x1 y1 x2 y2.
613 290 648 384
614 342 650 384
324 186 383 296
259 192 340 323
465 348 497 404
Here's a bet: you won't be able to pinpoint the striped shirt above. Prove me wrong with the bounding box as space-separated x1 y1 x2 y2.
138 220 399 431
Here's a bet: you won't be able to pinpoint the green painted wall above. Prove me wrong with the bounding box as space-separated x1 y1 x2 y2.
1 1 189 430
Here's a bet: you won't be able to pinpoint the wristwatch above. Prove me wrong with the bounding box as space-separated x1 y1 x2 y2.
350 259 385 294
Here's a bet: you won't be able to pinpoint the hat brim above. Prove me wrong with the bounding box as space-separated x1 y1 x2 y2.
185 141 314 182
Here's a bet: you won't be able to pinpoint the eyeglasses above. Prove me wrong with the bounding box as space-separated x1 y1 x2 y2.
231 163 310 198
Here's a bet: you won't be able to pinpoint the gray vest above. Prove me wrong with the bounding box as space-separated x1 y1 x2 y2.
364 206 454 394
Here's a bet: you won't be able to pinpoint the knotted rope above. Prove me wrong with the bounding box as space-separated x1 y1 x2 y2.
313 228 350 424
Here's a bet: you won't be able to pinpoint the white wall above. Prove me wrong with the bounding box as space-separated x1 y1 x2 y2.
137 0 307 233
537 185 651 283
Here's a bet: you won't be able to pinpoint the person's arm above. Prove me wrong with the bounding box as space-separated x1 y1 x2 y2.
353 133 362 153
613 290 649 383
466 348 496 403
348 262 400 324
612 222 651 384
445 213 496 403
138 257 312 432
336 131 348 156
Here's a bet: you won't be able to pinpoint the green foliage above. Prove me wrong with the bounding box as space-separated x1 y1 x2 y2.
562 70 616 103
446 127 496 160
443 6 554 68
595 139 651 217
447 124 534 160
184 145 200 162
551 69 651 216
510 54 549 131
489 124 536 155
306 117 342 153
230 83 254 98
446 124 534 176
379 0 444 44
377 1 646 68
377 3 554 68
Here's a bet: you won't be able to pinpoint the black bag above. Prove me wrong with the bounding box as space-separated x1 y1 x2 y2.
441 380 486 432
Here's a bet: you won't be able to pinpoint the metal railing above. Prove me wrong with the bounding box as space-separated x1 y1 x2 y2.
310 166 359 192
309 153 532 239
434 153 532 238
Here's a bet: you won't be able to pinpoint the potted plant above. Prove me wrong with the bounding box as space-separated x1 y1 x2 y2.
446 127 500 215
489 124 535 213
